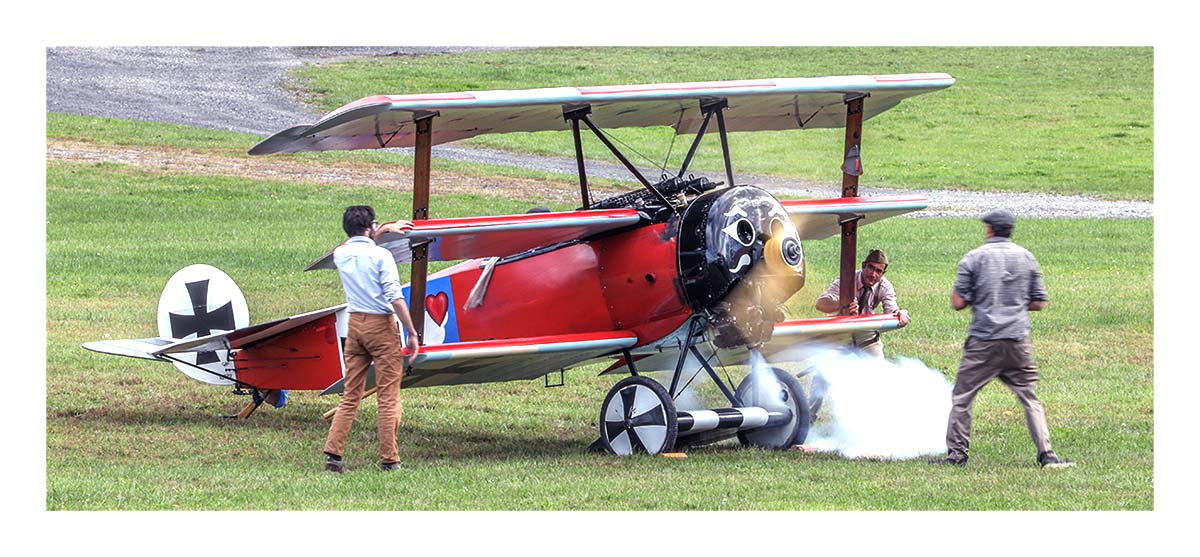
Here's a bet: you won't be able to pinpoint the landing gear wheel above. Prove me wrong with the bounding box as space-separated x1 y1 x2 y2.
736 367 811 449
600 376 678 456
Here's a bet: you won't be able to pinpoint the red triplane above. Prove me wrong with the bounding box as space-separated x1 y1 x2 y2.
85 73 954 455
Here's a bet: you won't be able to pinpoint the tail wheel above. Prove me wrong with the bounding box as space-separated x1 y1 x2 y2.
599 376 678 456
736 366 811 449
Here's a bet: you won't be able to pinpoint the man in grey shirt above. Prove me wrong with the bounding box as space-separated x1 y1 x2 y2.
932 209 1074 468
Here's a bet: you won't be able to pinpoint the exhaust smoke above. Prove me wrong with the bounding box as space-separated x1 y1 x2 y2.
801 349 951 460
746 349 786 406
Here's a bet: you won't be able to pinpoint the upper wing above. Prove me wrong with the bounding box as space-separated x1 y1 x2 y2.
306 208 642 269
322 330 639 394
783 195 929 241
250 74 955 155
599 313 904 375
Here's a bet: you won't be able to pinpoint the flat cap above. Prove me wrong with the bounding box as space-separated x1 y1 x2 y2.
981 209 1016 227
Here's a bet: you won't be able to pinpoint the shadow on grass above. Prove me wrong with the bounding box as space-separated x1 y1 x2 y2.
399 424 593 464
49 398 597 463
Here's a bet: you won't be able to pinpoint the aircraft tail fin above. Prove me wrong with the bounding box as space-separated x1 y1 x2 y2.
84 264 347 392
82 264 251 386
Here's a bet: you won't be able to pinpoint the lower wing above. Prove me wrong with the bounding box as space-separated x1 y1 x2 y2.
599 313 903 374
322 330 639 394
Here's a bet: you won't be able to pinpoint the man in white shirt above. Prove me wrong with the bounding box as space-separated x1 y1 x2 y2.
814 249 910 358
324 205 421 473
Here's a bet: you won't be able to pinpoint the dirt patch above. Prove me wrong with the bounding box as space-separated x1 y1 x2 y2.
47 139 1154 218
46 138 617 205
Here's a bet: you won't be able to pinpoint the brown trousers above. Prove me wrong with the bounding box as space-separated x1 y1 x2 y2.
324 313 406 463
946 336 1054 460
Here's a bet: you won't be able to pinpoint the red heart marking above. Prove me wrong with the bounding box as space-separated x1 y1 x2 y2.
425 292 449 326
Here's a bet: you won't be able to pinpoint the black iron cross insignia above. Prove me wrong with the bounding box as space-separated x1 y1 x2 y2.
169 279 235 365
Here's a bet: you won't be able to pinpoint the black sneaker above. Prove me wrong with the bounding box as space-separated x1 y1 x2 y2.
1038 453 1076 469
929 456 967 466
324 458 346 474
380 461 402 472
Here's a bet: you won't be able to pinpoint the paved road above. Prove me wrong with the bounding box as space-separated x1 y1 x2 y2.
46 46 1152 218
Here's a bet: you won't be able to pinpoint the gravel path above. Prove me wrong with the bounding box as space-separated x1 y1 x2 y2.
46 46 1151 219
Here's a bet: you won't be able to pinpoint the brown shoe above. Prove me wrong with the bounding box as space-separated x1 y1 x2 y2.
324 458 346 474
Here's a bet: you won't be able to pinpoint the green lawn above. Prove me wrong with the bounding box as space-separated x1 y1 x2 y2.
294 46 1153 201
46 161 1152 510
44 46 1154 511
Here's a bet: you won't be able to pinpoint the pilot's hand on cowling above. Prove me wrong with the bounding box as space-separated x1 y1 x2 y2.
896 309 911 328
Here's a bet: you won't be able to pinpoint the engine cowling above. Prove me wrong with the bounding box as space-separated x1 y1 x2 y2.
677 186 805 348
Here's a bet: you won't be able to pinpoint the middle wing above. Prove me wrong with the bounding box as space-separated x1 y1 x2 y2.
783 195 929 240
306 208 643 270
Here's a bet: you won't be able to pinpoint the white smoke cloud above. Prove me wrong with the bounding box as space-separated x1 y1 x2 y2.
802 349 951 460
745 350 786 407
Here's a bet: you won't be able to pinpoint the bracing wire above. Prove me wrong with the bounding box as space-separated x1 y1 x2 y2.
674 364 705 401
597 127 676 180
660 129 678 179
710 347 740 402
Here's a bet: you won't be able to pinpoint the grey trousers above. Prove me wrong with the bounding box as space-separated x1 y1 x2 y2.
946 336 1055 460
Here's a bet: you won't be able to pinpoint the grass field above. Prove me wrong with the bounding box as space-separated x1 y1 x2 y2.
294 46 1153 201
45 46 1154 512
46 159 1152 510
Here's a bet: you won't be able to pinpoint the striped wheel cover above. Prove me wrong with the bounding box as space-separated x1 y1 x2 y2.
603 383 670 455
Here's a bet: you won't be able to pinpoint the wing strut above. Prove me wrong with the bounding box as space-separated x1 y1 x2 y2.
565 104 592 209
563 104 674 210
837 94 867 316
410 111 438 343
677 102 715 176
704 97 737 189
